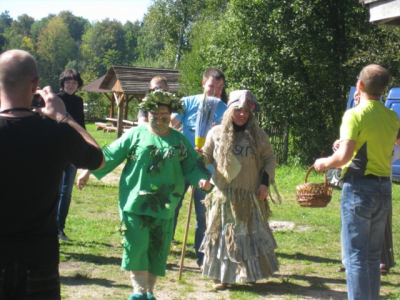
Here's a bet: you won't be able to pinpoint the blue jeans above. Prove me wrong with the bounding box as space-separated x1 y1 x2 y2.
0 263 60 299
58 163 77 232
341 176 391 300
173 180 206 267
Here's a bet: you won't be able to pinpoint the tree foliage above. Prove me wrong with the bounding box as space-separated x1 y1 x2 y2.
81 19 127 75
1 3 400 164
180 0 400 163
36 17 75 89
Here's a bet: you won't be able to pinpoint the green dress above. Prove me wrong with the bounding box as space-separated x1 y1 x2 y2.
91 125 211 275
92 125 210 219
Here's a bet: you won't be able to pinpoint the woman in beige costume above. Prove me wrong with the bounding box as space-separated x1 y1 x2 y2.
199 90 280 289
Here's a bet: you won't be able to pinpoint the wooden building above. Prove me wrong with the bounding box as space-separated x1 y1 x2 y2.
360 0 400 25
83 66 180 137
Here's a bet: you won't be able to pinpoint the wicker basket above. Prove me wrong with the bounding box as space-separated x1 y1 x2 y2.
296 165 332 207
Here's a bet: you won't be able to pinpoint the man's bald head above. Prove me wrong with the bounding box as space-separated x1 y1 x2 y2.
0 49 38 94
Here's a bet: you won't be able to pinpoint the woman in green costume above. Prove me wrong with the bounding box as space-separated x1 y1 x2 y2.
77 91 212 300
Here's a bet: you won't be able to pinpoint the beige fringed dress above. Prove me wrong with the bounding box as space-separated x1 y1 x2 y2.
199 125 279 284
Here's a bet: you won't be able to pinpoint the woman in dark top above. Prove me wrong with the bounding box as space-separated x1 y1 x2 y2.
57 69 85 241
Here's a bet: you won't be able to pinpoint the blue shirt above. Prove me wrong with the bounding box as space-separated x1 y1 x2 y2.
172 94 227 147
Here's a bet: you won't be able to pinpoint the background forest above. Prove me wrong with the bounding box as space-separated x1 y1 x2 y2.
1 0 400 165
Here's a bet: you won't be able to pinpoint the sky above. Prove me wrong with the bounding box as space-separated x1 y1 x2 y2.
0 0 152 24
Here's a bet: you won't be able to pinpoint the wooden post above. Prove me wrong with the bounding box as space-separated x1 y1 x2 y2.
178 186 195 280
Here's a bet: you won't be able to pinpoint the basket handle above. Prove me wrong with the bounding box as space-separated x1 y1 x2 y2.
304 165 329 190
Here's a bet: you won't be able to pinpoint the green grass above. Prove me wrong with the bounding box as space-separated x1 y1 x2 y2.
59 123 400 299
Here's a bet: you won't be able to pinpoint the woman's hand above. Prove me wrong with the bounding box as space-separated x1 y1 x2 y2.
194 147 203 154
199 179 212 191
76 169 91 190
258 184 269 201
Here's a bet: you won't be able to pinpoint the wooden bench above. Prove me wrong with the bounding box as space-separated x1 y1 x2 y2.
106 118 118 127
95 122 108 131
123 120 138 127
104 126 118 133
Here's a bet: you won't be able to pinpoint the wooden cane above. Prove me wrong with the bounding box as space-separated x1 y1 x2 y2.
178 185 195 280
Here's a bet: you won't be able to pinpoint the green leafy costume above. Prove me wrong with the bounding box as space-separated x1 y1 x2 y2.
91 125 211 275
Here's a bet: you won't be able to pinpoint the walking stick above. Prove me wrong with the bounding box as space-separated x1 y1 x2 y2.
178 185 195 280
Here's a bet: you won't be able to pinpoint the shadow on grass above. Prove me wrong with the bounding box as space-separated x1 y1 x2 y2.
169 246 198 260
60 275 130 288
277 252 342 264
63 240 116 248
166 263 201 273
227 278 348 299
60 251 121 266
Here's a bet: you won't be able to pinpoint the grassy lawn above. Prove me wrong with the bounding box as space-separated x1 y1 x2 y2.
59 123 400 299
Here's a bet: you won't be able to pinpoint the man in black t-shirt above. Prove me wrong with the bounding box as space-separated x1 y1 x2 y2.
0 49 105 300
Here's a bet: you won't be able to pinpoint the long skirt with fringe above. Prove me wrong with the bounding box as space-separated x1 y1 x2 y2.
199 188 279 284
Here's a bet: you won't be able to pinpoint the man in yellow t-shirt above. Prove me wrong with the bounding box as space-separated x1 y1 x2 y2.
314 64 400 300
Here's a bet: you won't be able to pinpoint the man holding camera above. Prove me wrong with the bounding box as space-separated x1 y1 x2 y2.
0 49 105 299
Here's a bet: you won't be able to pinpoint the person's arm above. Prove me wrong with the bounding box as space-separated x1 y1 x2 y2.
198 179 212 191
170 115 182 130
257 184 269 201
314 140 356 172
36 86 105 169
76 169 91 190
201 127 216 166
137 110 148 126
332 139 341 151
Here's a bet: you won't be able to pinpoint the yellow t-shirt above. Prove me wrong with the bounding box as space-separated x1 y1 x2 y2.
340 100 400 178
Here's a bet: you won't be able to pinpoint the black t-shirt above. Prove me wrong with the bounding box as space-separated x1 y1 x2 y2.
57 91 86 128
0 114 103 265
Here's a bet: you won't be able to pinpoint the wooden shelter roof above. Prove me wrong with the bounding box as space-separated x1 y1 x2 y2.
81 66 181 137
359 0 400 25
82 75 110 93
98 65 180 95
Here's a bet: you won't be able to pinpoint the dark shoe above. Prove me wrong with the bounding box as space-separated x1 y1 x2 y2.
127 293 146 300
337 266 345 272
58 231 71 242
172 239 178 245
147 293 157 300
213 279 226 290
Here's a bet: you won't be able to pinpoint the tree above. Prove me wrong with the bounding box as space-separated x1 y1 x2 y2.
0 11 12 33
58 11 89 42
180 0 397 164
36 17 75 89
136 0 208 68
81 19 126 75
123 20 141 64
30 14 55 44
0 11 13 51
11 14 35 36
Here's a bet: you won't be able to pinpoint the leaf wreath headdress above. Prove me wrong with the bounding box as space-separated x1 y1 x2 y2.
139 90 185 114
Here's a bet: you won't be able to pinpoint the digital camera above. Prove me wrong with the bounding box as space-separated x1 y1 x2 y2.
31 93 45 108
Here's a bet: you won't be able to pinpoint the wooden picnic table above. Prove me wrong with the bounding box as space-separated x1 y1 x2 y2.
123 120 138 127
105 118 118 127
100 118 137 133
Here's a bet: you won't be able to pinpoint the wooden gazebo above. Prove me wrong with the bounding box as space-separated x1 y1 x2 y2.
83 66 180 137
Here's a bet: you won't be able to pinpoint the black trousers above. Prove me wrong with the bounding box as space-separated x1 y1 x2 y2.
0 262 60 300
